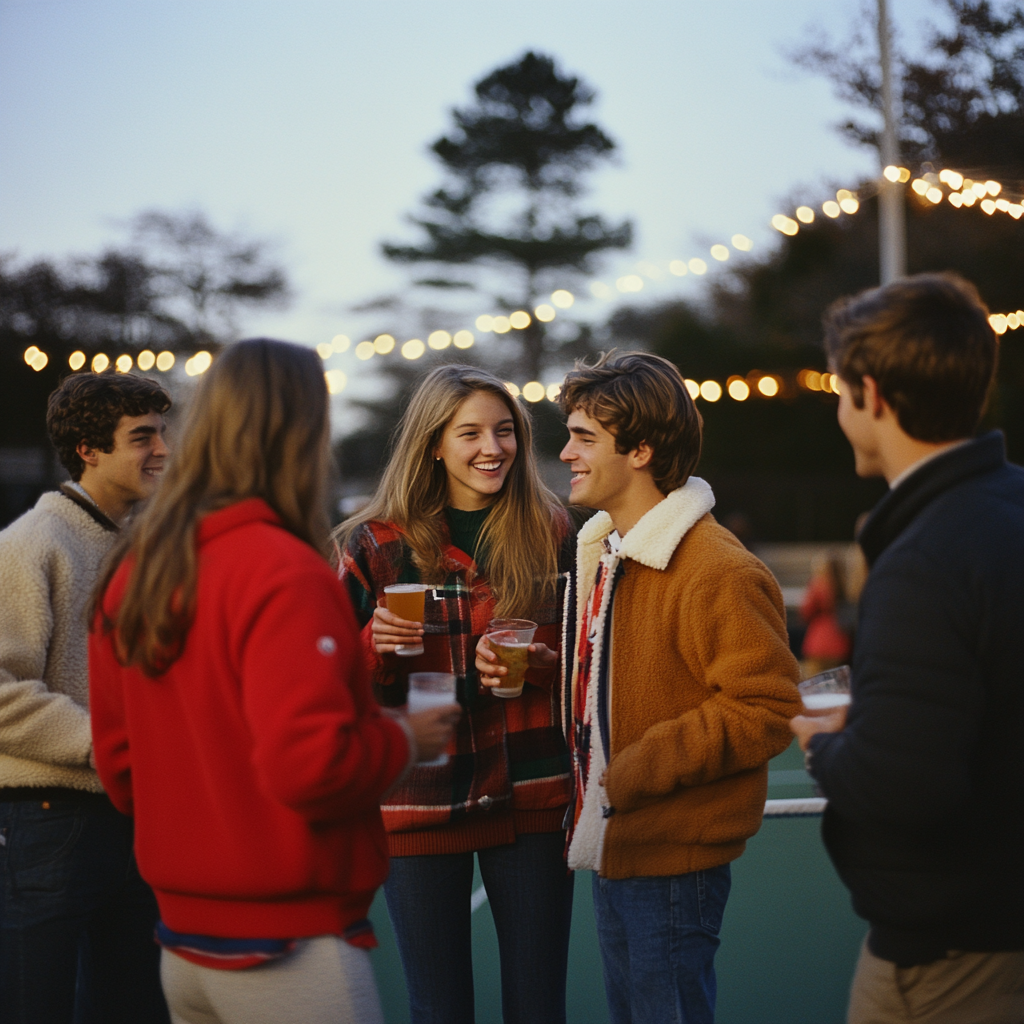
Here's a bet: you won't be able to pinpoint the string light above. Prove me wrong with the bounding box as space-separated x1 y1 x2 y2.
325 369 347 394
156 351 175 371
137 350 156 370
115 354 133 373
69 351 86 370
428 330 452 349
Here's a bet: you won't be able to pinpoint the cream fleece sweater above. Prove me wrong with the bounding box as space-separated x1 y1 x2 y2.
0 490 118 791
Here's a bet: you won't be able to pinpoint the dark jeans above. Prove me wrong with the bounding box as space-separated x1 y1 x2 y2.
592 864 732 1024
384 831 574 1024
0 789 168 1024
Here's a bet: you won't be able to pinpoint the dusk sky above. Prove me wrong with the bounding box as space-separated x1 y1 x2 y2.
2 0 943 403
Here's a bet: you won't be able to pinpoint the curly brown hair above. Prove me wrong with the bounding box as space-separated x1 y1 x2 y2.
46 372 172 481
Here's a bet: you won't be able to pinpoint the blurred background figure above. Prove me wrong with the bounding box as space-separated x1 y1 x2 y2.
799 552 853 676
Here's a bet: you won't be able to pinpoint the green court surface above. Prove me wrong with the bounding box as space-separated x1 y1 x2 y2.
368 739 867 1024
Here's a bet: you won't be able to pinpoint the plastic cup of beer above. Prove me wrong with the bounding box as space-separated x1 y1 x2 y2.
798 665 852 716
384 583 427 656
484 619 537 698
408 672 457 766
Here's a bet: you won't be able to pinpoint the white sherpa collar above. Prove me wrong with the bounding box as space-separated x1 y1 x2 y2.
577 476 716 572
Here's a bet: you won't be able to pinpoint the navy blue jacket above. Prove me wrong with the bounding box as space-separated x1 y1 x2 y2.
809 432 1024 965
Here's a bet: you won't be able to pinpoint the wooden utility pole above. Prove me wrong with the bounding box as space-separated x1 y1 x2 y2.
877 0 907 283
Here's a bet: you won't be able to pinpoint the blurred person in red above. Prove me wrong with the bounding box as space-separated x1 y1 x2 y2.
799 553 852 675
89 339 458 1024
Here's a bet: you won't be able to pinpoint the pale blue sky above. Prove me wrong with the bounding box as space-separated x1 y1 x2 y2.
1 0 942 395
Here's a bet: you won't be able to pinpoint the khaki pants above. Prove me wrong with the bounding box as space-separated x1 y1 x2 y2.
848 937 1024 1024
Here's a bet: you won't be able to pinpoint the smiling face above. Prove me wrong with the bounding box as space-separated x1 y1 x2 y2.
560 407 635 512
435 390 517 510
78 411 170 519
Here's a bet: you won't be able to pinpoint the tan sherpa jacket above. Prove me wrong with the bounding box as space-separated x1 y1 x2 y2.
0 489 118 792
564 478 801 879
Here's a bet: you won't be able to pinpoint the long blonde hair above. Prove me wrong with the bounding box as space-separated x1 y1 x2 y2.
335 364 564 617
95 338 331 676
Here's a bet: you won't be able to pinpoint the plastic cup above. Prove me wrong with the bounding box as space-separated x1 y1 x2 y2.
799 665 852 716
407 672 457 766
385 583 427 657
484 618 537 698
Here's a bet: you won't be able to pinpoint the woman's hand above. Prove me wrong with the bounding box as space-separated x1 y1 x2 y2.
474 635 559 689
407 704 461 762
371 601 424 654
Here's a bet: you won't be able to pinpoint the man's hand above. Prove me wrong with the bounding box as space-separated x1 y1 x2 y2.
370 601 424 654
407 704 461 762
790 707 848 751
474 634 558 689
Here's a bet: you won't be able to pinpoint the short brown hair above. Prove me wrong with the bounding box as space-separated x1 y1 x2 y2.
823 273 997 442
47 372 172 481
560 350 703 494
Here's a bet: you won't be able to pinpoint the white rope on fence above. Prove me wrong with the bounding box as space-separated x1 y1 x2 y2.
764 797 827 817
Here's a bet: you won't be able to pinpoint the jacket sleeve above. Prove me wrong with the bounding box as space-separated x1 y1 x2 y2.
0 535 92 767
808 548 979 827
605 554 801 812
240 568 410 821
88 620 134 815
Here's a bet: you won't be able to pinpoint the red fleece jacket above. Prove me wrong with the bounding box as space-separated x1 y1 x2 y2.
89 499 410 939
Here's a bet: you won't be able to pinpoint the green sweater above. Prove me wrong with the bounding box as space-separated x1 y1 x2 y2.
444 506 491 570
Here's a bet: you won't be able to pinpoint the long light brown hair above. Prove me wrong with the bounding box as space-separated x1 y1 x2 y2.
334 364 563 617
95 338 331 676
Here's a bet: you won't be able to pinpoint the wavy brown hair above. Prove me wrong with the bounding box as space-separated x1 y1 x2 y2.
94 338 331 676
334 364 564 617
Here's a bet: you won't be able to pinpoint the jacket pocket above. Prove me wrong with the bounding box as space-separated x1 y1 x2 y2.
6 801 85 895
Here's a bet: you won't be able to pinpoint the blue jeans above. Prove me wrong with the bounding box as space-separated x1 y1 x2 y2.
384 831 574 1024
0 790 168 1024
592 864 732 1024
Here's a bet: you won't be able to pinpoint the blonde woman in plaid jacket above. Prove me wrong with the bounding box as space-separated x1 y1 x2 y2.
335 365 575 1024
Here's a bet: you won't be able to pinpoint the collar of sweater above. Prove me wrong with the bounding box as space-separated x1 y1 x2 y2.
576 476 716 579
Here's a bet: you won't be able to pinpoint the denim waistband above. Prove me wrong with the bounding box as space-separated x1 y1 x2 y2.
0 786 109 804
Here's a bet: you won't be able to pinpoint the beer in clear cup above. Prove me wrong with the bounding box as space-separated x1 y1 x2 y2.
798 665 852 716
384 583 427 656
485 619 537 698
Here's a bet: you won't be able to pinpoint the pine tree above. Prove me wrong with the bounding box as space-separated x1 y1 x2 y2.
384 51 631 380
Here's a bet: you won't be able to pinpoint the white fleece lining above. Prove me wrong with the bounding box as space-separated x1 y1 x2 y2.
565 478 716 873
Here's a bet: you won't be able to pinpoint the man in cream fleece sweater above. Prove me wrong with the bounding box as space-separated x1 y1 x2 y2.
0 371 171 1022
555 352 799 1024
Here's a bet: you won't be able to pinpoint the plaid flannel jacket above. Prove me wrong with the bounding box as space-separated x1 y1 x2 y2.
338 515 573 838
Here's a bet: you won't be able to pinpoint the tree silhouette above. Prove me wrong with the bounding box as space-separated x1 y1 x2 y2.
384 51 631 380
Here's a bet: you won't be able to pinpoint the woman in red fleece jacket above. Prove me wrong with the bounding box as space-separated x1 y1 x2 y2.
89 339 458 1024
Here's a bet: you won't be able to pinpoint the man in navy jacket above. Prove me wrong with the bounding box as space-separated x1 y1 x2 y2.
791 273 1024 1024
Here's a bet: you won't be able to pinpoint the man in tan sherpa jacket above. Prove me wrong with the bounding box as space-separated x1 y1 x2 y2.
0 371 171 1022
556 352 799 1024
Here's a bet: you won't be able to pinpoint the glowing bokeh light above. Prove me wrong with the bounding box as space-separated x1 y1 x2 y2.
822 201 841 218
990 314 1008 334
401 339 425 359
757 376 779 397
770 215 798 236
453 330 475 349
731 234 753 251
325 369 347 394
981 199 996 215
839 197 860 214
727 378 750 401
551 290 574 308
949 193 964 208
156 351 175 371
961 190 977 206
939 169 964 190
137 350 155 371
590 282 613 299
971 181 987 197
504 382 521 398
29 350 48 371
684 379 700 400
92 353 110 373
985 180 1001 196
69 351 86 370
688 258 708 275
795 206 815 224
428 330 452 349
911 179 929 195
617 275 644 292
356 341 375 360
475 315 494 332
669 260 688 276
492 316 511 334
831 375 841 394
820 373 833 393
883 165 901 182
509 311 531 330
925 187 943 204
546 383 562 402
373 334 395 354
316 342 333 360
534 304 556 322
710 244 730 261
332 334 350 353
23 346 39 364
522 381 545 403
115 354 133 373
